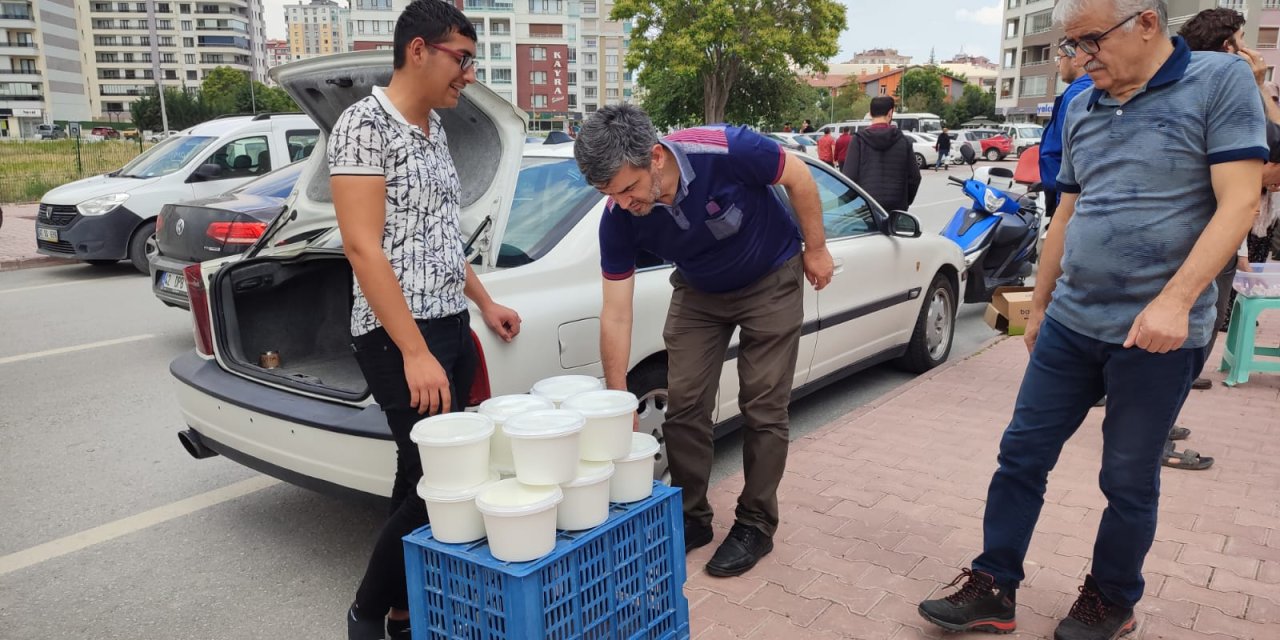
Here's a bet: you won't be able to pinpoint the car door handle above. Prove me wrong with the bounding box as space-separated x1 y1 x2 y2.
833 258 845 275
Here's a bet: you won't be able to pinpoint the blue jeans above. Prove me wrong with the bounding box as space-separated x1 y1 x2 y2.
971 315 1203 608
935 152 948 169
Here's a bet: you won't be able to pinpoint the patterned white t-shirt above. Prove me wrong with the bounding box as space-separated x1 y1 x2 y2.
328 86 467 337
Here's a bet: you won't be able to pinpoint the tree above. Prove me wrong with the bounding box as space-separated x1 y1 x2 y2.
129 87 216 131
896 67 946 114
946 83 998 127
200 66 249 113
640 65 838 131
614 0 847 125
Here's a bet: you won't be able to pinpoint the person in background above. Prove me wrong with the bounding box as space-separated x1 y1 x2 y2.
934 126 952 171
919 2 1265 638
834 126 853 169
1039 53 1093 221
782 122 793 133
816 128 836 167
842 96 921 213
328 2 522 638
800 119 816 133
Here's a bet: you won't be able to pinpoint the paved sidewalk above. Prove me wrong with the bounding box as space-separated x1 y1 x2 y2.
686 316 1280 639
1 203 74 272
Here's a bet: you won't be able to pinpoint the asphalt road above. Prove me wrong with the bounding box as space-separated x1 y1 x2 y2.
0 162 1018 639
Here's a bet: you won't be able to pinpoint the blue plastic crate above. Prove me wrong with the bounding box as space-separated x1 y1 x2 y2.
403 483 690 640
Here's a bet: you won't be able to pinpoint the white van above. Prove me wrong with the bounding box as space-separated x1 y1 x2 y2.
1000 123 1044 155
35 113 319 273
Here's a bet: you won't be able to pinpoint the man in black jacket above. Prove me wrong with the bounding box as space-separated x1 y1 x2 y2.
842 96 921 213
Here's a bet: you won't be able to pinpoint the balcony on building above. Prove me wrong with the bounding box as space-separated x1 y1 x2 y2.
0 1 35 28
0 81 41 100
464 0 514 11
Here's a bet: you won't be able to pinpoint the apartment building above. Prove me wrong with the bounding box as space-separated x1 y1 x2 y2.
266 38 290 68
76 0 269 120
998 0 1280 123
348 0 633 129
1 0 92 138
285 0 348 61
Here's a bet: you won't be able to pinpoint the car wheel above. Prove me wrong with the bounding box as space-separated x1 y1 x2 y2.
626 362 671 485
897 272 956 373
914 153 926 170
985 148 1000 161
127 220 157 275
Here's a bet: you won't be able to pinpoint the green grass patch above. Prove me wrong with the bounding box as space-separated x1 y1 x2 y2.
0 139 154 203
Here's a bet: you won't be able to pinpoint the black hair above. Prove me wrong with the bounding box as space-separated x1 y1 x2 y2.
393 0 477 69
1179 7 1245 53
869 96 896 118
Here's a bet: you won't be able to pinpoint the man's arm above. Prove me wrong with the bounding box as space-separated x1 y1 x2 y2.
1024 191 1075 353
776 152 834 290
333 174 451 415
1125 159 1261 352
600 276 635 390
464 263 521 342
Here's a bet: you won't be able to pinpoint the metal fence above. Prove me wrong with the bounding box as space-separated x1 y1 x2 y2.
0 138 154 204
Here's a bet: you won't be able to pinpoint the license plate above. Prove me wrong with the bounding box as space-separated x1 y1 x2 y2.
160 271 188 294
37 226 58 242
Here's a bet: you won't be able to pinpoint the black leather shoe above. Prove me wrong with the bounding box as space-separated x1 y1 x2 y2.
705 522 772 577
347 603 385 640
684 517 713 553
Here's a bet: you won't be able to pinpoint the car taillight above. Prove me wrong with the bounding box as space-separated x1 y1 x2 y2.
184 263 214 356
467 330 492 407
206 221 268 245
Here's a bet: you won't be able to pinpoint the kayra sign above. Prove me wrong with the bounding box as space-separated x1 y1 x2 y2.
552 50 565 105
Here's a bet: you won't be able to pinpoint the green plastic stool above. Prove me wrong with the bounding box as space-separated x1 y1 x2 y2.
1218 295 1280 386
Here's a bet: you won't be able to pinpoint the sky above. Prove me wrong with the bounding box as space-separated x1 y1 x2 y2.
259 0 1003 64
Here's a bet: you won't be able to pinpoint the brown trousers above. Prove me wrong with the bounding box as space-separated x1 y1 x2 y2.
663 254 803 537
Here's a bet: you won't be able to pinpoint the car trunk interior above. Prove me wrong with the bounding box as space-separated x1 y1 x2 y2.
213 254 366 401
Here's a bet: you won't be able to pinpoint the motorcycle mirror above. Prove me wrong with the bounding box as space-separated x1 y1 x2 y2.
960 144 977 165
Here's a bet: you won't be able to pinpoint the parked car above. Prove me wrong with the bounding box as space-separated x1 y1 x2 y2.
147 130 181 142
122 128 140 140
35 113 319 273
1000 123 1044 156
981 133 1013 161
91 126 121 139
765 132 820 158
166 51 966 501
35 124 66 140
944 129 1011 163
150 161 306 309
902 131 940 170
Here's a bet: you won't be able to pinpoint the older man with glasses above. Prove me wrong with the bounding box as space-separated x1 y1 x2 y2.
918 2 1266 639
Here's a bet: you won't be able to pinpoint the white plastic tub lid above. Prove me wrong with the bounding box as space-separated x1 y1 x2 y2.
530 375 605 402
417 471 500 503
409 412 495 446
620 432 660 462
478 394 555 423
560 390 638 418
476 479 563 515
564 460 615 488
502 409 585 439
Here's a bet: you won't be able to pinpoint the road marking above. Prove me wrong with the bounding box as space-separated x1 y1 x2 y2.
0 476 281 577
0 281 88 295
0 334 155 365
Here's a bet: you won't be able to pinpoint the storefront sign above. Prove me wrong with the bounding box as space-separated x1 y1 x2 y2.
14 108 42 118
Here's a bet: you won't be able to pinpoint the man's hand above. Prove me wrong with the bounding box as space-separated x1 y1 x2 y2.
480 302 522 342
1239 257 1253 272
1023 307 1045 354
1123 295 1190 354
405 351 451 415
1263 163 1280 191
803 245 835 290
1240 47 1268 85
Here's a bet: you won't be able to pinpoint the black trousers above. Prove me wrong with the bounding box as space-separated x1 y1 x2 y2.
350 312 477 615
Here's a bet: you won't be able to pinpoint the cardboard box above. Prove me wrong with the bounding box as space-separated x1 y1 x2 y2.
984 286 1035 336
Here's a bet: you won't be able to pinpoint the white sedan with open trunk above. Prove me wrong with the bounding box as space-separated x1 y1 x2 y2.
168 51 966 501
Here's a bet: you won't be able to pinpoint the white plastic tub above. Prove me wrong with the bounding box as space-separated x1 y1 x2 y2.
557 461 616 531
409 412 494 490
610 432 660 503
417 472 500 544
478 394 555 474
476 479 563 562
530 375 605 407
561 390 637 462
504 410 585 485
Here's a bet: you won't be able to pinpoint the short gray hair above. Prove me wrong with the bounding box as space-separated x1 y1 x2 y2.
1054 0 1168 36
573 104 659 188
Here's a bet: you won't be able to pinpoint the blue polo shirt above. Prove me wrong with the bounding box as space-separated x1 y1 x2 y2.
599 126 801 293
1039 74 1093 193
1053 37 1268 349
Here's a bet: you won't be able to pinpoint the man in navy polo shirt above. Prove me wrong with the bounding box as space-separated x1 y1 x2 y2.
574 104 833 578
920 2 1265 639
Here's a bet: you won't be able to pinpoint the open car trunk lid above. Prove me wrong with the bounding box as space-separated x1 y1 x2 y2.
259 50 527 265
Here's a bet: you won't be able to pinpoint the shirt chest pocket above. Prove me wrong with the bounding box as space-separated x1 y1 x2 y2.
704 189 745 241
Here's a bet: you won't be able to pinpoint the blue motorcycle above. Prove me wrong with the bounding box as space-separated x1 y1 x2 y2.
940 144 1043 303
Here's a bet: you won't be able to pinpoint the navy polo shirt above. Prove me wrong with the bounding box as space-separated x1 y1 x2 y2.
599 126 801 293
1052 37 1268 349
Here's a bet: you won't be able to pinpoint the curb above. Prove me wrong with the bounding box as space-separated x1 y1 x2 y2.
0 256 76 272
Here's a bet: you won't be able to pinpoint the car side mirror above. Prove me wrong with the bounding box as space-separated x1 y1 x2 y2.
191 163 222 182
888 210 922 238
959 144 977 165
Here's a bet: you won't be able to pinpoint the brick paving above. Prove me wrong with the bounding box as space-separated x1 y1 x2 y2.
687 316 1280 639
0 202 74 272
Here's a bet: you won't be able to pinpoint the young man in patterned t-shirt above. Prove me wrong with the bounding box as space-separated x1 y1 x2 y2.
326 2 521 638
